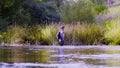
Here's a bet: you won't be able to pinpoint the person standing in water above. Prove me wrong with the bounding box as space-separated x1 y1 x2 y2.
57 26 65 46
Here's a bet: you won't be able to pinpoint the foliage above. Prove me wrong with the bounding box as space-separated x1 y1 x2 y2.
60 0 95 23
0 0 108 27
60 0 108 23
0 0 27 24
93 5 108 15
91 0 108 14
2 26 26 44
23 0 60 25
104 18 120 45
0 34 3 40
3 23 120 45
0 19 8 32
23 26 42 44
0 0 61 27
91 0 104 5
41 24 58 45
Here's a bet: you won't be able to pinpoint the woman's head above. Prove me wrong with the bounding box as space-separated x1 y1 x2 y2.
60 26 65 30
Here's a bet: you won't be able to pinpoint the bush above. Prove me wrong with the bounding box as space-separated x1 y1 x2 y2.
93 5 108 15
60 0 95 23
104 19 120 45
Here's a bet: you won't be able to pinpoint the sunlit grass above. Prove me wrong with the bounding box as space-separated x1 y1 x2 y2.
65 23 104 45
3 26 26 44
1 23 104 45
41 24 58 45
23 26 42 44
104 18 120 45
2 22 120 45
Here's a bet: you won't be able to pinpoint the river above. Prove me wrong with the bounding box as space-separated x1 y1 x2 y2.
0 46 120 68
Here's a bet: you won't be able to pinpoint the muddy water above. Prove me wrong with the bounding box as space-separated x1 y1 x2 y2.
0 46 120 68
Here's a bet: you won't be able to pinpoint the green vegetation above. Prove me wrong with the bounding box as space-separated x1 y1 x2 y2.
0 24 105 45
1 22 120 45
41 25 58 45
0 25 58 45
2 26 26 44
60 0 95 23
64 23 104 45
23 26 42 44
0 0 120 45
60 0 107 23
104 18 120 45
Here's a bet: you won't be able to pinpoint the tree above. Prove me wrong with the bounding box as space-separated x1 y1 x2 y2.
0 0 27 25
91 0 108 15
60 0 95 23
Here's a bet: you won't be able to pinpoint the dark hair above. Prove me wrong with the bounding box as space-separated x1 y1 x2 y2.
60 26 64 29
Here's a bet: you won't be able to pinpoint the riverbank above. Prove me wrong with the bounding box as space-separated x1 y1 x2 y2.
0 23 103 45
0 21 120 46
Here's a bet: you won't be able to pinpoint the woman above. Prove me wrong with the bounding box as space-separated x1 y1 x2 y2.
57 26 65 46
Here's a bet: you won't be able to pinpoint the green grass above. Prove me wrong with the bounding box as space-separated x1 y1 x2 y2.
104 18 120 45
1 23 104 45
41 24 58 45
2 26 26 44
1 22 120 45
65 23 104 45
23 26 42 44
0 34 3 40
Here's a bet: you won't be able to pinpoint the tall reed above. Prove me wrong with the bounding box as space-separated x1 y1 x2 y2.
41 24 58 45
65 23 104 45
23 26 42 44
1 23 105 45
3 26 26 44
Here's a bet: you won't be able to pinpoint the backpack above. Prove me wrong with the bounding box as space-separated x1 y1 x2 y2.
57 32 61 39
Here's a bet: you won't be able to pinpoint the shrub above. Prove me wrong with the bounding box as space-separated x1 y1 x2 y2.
60 0 95 23
93 5 108 15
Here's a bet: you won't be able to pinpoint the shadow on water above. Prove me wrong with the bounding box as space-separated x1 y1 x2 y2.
0 46 120 68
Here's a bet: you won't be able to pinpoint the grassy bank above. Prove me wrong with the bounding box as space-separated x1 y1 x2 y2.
0 22 120 45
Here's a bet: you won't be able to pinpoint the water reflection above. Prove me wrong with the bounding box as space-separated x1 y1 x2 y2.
0 47 51 63
0 47 26 63
0 46 120 68
58 48 65 63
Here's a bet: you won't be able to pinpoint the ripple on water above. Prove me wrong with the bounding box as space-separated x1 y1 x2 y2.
0 62 120 68
0 46 120 68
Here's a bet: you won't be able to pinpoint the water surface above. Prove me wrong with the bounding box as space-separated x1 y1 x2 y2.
0 46 120 68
